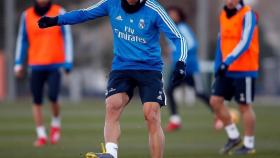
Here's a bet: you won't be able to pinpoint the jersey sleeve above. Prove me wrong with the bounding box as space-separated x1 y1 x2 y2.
146 1 188 63
214 34 222 73
58 0 109 25
15 12 29 67
60 8 74 70
224 11 257 65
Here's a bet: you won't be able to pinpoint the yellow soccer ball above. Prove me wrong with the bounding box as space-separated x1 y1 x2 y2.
229 108 240 124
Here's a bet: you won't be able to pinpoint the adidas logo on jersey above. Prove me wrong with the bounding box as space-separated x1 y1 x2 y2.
115 15 123 21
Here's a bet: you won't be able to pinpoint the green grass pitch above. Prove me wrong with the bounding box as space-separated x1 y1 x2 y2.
0 99 279 158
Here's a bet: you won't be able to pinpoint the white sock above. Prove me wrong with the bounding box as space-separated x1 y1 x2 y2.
225 124 240 139
51 117 61 128
244 136 255 149
106 142 118 158
170 115 181 124
36 126 47 139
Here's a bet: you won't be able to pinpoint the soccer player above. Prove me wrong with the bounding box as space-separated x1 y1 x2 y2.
38 0 188 157
165 6 214 132
14 0 73 147
210 0 259 155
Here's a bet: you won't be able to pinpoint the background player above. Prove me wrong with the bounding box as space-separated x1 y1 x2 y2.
14 0 73 147
38 0 188 157
165 6 216 132
210 0 259 155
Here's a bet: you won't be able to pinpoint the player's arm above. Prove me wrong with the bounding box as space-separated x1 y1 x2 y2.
223 11 257 65
153 3 188 83
38 0 109 28
14 12 29 78
214 34 224 76
156 12 188 64
60 8 74 74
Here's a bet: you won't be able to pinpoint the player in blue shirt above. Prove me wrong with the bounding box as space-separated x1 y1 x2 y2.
38 0 188 158
165 7 214 132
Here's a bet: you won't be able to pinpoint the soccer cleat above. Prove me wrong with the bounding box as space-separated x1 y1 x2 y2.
50 126 61 144
33 137 47 147
219 138 242 154
231 146 256 155
165 121 182 132
85 143 114 158
85 152 114 158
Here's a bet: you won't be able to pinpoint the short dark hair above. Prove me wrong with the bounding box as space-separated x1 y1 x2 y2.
167 6 187 23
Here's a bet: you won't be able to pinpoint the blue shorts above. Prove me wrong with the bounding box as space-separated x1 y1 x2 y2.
211 76 255 105
106 70 166 107
30 69 61 105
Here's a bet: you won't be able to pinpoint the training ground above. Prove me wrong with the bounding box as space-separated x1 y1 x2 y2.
0 99 279 158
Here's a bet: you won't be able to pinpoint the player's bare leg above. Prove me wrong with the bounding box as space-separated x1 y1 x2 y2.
104 93 129 158
233 105 256 155
210 96 241 154
33 105 44 127
33 105 47 147
210 96 231 126
51 102 60 118
239 105 255 138
143 102 165 158
50 102 61 144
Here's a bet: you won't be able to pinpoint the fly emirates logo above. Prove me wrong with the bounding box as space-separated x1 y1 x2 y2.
114 26 147 44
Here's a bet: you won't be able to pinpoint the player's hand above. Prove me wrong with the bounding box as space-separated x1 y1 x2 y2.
14 65 24 78
172 61 186 84
216 63 228 77
38 16 58 28
64 68 71 75
63 64 72 75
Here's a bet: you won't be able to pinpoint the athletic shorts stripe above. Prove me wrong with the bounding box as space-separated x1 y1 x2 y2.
245 77 252 104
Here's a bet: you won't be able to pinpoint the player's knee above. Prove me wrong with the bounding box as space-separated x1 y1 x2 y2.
33 96 43 106
106 98 123 115
48 95 58 104
210 96 223 110
143 103 160 124
239 105 252 113
33 101 43 106
144 110 158 124
48 88 58 103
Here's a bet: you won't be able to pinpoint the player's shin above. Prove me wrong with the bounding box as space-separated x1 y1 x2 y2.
210 97 232 127
50 103 61 144
33 105 47 138
239 105 256 149
33 105 47 147
104 94 127 157
144 103 165 158
104 120 120 158
50 103 61 129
